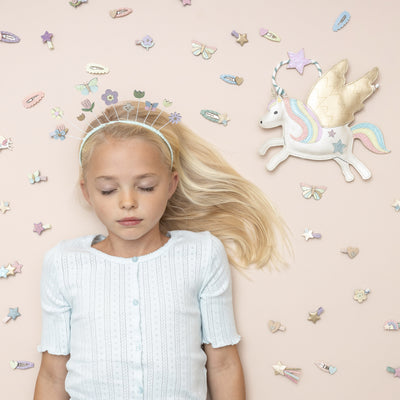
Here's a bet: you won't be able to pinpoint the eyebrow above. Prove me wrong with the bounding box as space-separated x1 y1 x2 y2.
95 173 158 181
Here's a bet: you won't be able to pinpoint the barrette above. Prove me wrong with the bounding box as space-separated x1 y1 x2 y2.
0 200 11 214
0 136 13 151
301 229 321 241
33 222 51 235
69 0 88 7
110 8 133 18
41 31 54 49
10 360 34 370
384 320 400 331
333 11 350 32
22 91 45 109
387 366 400 378
308 306 324 323
181 0 191 5
76 77 98 95
314 361 337 375
231 30 248 46
259 28 280 42
200 109 230 126
392 200 400 212
28 170 47 184
86 63 109 75
0 31 20 43
300 182 327 200
268 320 286 333
2 307 21 323
341 247 359 258
273 361 302 384
136 35 155 51
192 41 217 60
353 288 370 303
50 125 69 140
220 74 244 86
0 263 19 278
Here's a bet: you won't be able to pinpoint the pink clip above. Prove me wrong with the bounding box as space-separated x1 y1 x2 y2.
22 91 45 109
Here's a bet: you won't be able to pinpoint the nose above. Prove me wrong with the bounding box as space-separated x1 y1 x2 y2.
119 189 137 209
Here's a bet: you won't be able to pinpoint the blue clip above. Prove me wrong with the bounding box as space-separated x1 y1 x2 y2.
333 11 350 32
200 109 230 126
220 74 243 86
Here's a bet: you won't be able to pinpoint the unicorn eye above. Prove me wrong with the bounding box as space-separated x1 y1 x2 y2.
274 111 278 114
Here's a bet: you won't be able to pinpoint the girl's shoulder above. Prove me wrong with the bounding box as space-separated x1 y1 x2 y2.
171 229 221 246
44 235 96 259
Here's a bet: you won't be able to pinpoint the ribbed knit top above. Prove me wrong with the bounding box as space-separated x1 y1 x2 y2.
37 230 241 400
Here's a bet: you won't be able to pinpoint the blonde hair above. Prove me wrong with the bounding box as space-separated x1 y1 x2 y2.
80 101 290 271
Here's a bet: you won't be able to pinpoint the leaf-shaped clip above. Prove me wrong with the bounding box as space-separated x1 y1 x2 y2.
86 63 109 75
22 91 45 109
109 8 133 18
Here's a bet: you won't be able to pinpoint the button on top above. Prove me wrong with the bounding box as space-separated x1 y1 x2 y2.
132 256 139 262
132 299 139 306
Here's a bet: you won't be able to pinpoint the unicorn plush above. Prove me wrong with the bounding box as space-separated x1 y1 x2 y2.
259 59 389 182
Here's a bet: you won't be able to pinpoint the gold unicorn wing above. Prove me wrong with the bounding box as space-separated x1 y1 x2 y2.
306 59 379 127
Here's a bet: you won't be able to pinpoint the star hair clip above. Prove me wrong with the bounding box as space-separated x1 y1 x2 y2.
0 200 11 214
33 222 52 235
273 361 302 383
0 261 23 279
2 307 21 323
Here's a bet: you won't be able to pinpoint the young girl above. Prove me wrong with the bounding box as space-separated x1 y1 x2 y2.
34 100 288 400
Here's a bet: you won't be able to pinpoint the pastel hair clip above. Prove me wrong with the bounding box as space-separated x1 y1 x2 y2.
136 35 155 51
333 11 350 32
110 8 133 18
181 0 191 5
220 74 243 86
86 63 109 75
301 228 321 241
0 136 13 151
22 91 45 109
1 31 20 43
231 30 248 46
259 28 280 42
41 31 54 50
200 109 230 126
353 288 370 303
81 99 95 112
314 361 337 375
392 199 400 212
33 222 51 235
10 360 34 370
0 262 22 278
28 170 47 184
387 366 400 378
273 361 302 384
268 320 286 333
308 306 324 323
341 247 359 258
2 307 21 323
192 40 217 60
384 320 400 331
69 0 88 7
0 200 10 214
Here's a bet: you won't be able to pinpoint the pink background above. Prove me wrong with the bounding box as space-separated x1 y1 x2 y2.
1 0 399 398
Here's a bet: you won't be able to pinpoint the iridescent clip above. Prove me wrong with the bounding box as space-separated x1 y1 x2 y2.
220 74 244 86
200 109 230 126
0 261 23 278
353 288 370 303
28 170 47 184
301 229 321 241
0 31 20 43
86 63 109 74
0 136 13 151
333 11 350 32
2 307 21 323
387 366 400 378
308 306 324 323
273 361 302 384
10 360 34 370
259 28 280 42
22 91 45 109
33 222 51 235
384 320 400 331
314 361 337 375
110 8 133 18
136 35 155 50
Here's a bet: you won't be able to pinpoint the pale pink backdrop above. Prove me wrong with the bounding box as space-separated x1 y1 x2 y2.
0 0 399 399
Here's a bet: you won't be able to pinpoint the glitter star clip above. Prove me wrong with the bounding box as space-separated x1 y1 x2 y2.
273 361 302 383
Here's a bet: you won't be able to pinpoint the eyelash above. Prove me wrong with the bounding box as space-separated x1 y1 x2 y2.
100 187 154 195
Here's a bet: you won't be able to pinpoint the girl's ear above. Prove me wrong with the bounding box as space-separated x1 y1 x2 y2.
168 171 179 199
80 180 92 205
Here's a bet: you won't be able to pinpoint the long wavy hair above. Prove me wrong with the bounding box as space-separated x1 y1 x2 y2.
80 101 291 271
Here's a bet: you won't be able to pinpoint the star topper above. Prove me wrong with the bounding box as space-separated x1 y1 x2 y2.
287 49 312 74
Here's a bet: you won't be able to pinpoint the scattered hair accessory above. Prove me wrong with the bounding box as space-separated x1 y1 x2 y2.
50 124 69 140
86 63 109 74
28 170 47 184
273 361 302 384
22 91 45 109
314 361 337 375
69 0 88 7
11 261 23 273
0 262 22 278
268 320 286 333
2 307 21 323
0 200 10 214
353 288 370 303
41 31 54 49
101 89 119 105
308 306 324 323
77 113 85 121
136 35 155 50
300 183 327 200
220 74 244 86
76 78 98 95
0 136 13 151
0 266 10 278
287 49 318 75
10 360 34 370
181 0 191 5
192 40 217 60
200 109 229 126
301 229 321 241
231 30 248 46
163 99 173 107
384 320 400 331
51 107 64 119
0 31 20 43
333 11 350 32
81 99 95 112
386 367 400 378
392 200 400 212
259 28 280 42
341 247 359 258
33 222 51 235
110 8 133 18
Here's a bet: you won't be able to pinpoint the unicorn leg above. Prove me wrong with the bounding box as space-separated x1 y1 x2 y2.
345 154 372 180
333 158 354 182
259 138 284 156
267 149 289 171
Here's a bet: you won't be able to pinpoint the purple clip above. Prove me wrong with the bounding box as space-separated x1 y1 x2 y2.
10 360 34 370
0 31 20 43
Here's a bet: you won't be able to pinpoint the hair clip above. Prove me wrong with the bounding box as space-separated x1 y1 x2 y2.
28 170 47 184
314 361 337 375
41 31 54 49
387 366 400 378
220 74 244 86
273 361 302 384
384 320 400 331
86 63 109 74
301 229 321 241
300 182 327 200
259 28 280 42
0 262 22 278
69 0 87 7
353 288 370 303
341 247 359 258
50 125 69 140
2 307 21 323
333 11 350 32
110 8 133 18
200 109 230 126
76 78 98 95
0 200 11 214
1 31 20 43
181 0 191 5
268 320 286 333
192 41 217 60
136 35 155 51
0 136 13 151
392 200 400 212
308 306 324 323
22 91 45 109
81 99 95 112
33 222 51 235
10 360 34 370
231 30 248 46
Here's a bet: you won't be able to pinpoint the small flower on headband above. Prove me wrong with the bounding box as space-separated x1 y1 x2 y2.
169 112 182 124
51 107 63 119
123 103 134 113
101 89 119 105
50 125 68 140
81 99 95 112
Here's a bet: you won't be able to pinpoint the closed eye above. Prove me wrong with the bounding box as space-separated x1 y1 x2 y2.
101 190 115 195
139 187 154 192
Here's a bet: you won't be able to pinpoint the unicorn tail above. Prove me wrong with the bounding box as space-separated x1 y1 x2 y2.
351 123 390 154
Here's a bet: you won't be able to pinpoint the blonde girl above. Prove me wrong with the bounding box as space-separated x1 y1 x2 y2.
34 101 288 400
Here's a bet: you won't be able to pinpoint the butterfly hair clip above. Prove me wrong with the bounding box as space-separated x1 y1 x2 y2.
192 40 217 60
299 182 327 200
28 170 47 184
75 78 98 95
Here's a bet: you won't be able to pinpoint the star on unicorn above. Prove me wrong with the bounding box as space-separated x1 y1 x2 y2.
259 60 390 182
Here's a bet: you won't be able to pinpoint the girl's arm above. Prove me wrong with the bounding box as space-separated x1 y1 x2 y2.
204 344 245 400
33 352 70 400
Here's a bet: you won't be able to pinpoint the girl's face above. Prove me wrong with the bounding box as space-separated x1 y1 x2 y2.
80 136 178 254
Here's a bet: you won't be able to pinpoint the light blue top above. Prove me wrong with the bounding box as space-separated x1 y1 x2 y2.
37 230 241 400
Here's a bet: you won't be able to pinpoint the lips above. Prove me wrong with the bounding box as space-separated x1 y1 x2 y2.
117 217 142 226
